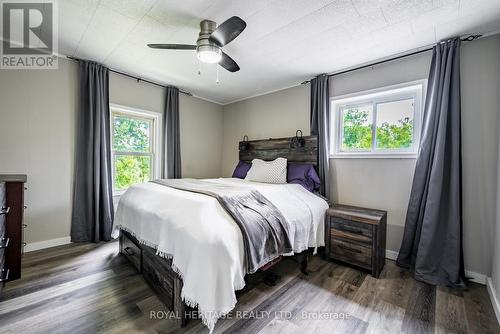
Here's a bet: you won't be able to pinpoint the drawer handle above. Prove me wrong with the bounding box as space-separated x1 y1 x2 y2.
0 269 9 282
124 246 135 256
22 224 28 229
0 237 9 249
345 229 363 234
338 244 362 254
0 206 10 215
338 225 364 234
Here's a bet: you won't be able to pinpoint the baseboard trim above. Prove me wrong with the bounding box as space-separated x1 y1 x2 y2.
487 277 500 325
385 249 486 285
385 249 399 261
24 237 71 252
465 270 487 285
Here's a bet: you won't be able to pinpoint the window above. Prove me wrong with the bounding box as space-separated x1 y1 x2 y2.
331 81 425 158
110 105 161 194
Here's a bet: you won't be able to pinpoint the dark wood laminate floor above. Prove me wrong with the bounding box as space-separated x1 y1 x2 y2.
0 241 498 334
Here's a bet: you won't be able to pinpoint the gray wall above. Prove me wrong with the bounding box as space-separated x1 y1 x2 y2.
222 85 310 177
461 35 500 277
0 57 224 245
221 34 500 276
110 71 223 179
0 59 77 244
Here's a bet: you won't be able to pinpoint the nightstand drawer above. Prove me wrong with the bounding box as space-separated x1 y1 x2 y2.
331 228 372 244
331 219 372 244
330 239 371 269
331 218 372 236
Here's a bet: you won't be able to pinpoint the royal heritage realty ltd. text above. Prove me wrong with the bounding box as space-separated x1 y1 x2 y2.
150 310 351 321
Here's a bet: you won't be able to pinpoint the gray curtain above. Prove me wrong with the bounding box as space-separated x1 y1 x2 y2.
397 38 465 287
163 86 181 179
71 61 114 242
310 74 331 199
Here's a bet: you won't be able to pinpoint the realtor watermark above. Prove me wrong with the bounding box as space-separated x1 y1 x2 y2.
150 310 351 321
1 0 58 69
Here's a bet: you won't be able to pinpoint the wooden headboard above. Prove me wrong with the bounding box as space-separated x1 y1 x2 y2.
239 136 318 166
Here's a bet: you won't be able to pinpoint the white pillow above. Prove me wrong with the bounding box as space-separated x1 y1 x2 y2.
245 158 287 184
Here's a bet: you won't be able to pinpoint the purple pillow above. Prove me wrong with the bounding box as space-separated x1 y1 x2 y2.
287 164 321 192
232 161 251 179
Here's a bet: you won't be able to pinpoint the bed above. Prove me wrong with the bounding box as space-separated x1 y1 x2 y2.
112 136 328 332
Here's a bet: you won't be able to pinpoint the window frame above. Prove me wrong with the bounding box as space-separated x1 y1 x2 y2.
330 80 426 159
110 104 162 195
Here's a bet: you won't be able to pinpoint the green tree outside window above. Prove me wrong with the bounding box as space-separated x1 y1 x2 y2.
341 106 414 151
112 114 154 191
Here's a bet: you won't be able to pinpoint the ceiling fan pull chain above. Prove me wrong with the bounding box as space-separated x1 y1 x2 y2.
216 64 220 84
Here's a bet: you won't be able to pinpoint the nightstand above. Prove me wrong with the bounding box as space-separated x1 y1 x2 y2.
325 204 387 278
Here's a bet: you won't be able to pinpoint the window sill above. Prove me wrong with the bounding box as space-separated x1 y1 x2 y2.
330 153 418 159
113 191 125 197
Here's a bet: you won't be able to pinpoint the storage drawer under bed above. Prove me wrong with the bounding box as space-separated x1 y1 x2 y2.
120 231 142 272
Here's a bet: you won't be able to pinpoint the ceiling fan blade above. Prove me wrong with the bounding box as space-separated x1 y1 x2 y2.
147 44 197 50
219 52 240 72
209 16 247 47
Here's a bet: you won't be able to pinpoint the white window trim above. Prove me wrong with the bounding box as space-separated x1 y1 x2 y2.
330 80 427 159
110 104 162 195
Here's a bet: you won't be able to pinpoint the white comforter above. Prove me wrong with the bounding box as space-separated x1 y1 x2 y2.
112 178 328 332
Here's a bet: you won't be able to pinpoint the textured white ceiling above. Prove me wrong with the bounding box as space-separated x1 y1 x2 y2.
59 0 500 104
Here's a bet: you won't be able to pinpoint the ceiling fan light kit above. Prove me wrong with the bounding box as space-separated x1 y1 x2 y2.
197 45 222 63
147 16 246 73
196 20 222 63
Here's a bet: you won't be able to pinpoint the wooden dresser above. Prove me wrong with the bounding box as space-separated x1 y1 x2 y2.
0 174 27 295
325 204 387 278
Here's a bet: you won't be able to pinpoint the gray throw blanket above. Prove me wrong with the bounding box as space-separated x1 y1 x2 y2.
153 179 292 274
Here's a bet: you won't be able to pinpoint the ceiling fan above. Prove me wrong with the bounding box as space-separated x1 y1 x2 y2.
147 16 246 72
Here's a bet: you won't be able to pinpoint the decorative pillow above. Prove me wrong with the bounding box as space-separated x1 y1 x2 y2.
245 158 287 184
232 160 251 179
287 164 321 192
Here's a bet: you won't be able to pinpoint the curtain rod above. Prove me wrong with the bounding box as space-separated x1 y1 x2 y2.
66 56 192 96
301 34 482 84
